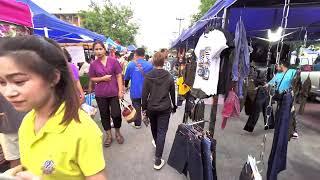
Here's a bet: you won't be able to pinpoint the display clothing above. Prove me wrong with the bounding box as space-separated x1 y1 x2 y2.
267 93 293 180
232 18 250 98
193 30 228 96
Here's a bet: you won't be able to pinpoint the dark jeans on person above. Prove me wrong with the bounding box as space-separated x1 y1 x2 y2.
267 93 293 180
148 109 171 159
168 124 204 180
96 96 122 131
131 98 142 126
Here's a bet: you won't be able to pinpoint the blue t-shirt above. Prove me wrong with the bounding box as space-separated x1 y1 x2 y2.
268 69 297 93
124 59 153 99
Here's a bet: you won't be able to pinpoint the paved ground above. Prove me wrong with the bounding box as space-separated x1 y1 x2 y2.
92 98 320 180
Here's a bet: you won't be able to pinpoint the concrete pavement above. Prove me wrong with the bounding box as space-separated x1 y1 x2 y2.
93 101 320 180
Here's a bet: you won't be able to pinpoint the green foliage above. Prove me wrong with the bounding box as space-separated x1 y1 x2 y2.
79 0 138 46
191 0 217 25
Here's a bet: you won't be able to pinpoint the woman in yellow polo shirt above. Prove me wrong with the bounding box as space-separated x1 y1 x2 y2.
0 36 107 180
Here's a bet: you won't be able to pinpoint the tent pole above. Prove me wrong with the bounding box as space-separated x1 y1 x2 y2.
209 7 230 137
44 27 49 38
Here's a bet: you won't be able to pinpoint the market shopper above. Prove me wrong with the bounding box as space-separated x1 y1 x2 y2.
265 60 298 138
124 48 153 129
142 52 177 170
0 36 106 179
0 94 25 168
89 41 124 147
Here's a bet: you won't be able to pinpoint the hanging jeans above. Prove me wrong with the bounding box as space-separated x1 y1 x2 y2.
201 137 217 180
267 93 293 180
148 109 171 159
168 124 204 180
244 87 274 132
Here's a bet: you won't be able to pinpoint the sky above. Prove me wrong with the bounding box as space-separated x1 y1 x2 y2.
32 0 201 51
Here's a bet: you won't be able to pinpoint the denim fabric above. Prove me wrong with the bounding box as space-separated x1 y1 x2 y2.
148 109 171 159
201 137 215 180
232 18 250 98
168 124 204 180
267 93 293 180
131 98 142 126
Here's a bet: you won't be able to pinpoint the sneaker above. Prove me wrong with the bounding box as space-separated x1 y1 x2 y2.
152 140 156 148
154 159 165 170
292 132 299 139
130 122 142 129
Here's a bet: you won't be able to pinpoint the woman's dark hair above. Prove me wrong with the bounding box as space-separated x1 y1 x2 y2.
0 36 80 124
280 59 290 68
93 41 106 51
128 52 135 61
62 48 72 62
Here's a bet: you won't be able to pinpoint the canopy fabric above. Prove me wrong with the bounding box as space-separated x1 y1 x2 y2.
17 0 106 43
173 0 320 47
0 0 32 27
127 45 137 51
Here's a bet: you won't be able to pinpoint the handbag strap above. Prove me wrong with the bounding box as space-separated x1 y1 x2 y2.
133 60 145 76
276 70 289 91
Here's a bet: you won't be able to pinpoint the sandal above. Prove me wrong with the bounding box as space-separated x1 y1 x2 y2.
104 133 112 147
115 133 124 144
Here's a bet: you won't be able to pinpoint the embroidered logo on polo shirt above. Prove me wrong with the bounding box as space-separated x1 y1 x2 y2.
42 160 55 174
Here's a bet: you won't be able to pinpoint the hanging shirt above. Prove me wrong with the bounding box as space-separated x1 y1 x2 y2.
193 30 228 96
268 69 297 93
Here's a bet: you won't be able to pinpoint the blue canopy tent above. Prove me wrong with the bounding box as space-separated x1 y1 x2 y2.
17 0 106 43
127 45 137 51
173 0 320 48
105 37 126 51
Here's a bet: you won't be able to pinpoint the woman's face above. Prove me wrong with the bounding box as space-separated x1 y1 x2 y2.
94 44 106 58
0 56 55 112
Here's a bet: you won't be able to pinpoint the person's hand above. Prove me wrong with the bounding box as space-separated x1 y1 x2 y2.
101 75 112 82
118 91 124 100
3 165 24 177
15 171 41 180
171 105 177 114
263 83 269 88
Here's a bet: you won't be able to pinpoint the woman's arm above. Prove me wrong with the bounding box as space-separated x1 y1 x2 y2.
76 80 85 103
86 170 107 180
116 73 124 99
142 78 150 111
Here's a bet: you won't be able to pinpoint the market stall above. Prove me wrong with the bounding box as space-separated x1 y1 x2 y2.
17 0 106 43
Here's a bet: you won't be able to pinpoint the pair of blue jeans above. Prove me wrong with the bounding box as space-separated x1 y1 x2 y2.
168 124 203 180
201 137 217 180
267 93 293 180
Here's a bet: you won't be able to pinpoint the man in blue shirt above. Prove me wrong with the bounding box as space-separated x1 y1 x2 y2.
125 48 153 128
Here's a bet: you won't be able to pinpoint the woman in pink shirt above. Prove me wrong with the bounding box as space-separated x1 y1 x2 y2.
89 41 124 147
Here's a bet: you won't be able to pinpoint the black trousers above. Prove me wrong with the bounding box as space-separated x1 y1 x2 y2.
96 96 122 131
148 109 171 159
244 87 274 132
131 98 142 126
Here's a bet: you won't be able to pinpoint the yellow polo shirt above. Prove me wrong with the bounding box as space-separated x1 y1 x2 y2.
18 104 105 180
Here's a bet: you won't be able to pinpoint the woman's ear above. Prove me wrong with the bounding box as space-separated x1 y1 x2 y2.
51 69 61 87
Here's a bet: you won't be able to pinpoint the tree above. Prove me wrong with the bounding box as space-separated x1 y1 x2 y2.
191 0 217 25
79 0 139 46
